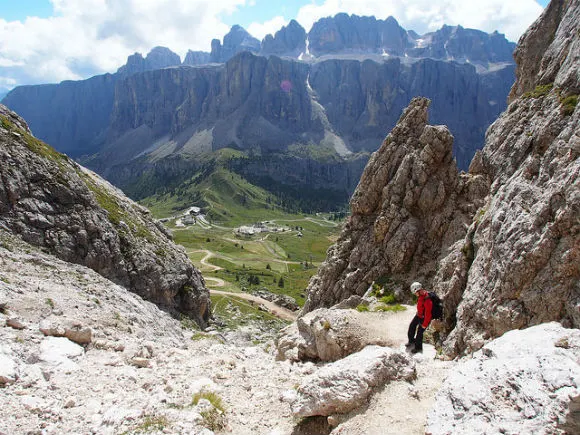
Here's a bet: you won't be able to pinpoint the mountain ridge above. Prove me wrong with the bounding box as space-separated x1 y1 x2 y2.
2 13 516 210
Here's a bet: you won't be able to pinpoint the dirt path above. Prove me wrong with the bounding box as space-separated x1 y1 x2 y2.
330 307 454 435
211 289 298 321
204 276 225 287
190 249 221 271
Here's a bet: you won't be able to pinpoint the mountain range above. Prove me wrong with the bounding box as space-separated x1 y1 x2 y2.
2 14 516 211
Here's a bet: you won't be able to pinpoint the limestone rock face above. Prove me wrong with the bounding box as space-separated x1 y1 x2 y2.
183 50 210 66
308 14 411 57
302 97 487 313
210 25 260 63
261 20 306 57
0 105 210 326
439 0 580 355
276 309 400 362
117 46 181 77
427 323 580 435
289 345 416 417
407 25 515 64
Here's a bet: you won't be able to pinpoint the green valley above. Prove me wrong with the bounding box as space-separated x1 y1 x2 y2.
139 158 344 315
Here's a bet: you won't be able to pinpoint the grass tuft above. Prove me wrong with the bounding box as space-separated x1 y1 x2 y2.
522 83 553 99
560 94 578 116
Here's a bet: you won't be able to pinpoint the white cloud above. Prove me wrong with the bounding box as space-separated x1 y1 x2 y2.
295 0 543 43
0 0 248 89
247 16 288 40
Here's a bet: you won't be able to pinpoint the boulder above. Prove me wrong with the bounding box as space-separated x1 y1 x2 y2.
290 345 415 417
276 308 401 362
0 346 17 385
39 336 84 371
6 317 25 330
65 325 92 345
426 323 580 435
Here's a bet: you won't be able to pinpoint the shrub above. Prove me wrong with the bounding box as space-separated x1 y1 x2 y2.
379 294 396 305
356 304 369 312
192 391 226 432
192 391 225 412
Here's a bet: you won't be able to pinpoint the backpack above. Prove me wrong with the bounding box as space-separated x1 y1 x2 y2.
428 292 444 320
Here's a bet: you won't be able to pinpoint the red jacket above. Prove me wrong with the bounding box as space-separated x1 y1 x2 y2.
417 293 433 328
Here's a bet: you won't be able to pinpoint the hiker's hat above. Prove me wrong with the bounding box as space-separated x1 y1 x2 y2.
410 282 423 294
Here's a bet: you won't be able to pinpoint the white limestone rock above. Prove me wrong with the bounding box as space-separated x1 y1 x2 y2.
276 308 399 362
426 323 580 435
39 336 84 371
290 345 415 417
0 346 17 385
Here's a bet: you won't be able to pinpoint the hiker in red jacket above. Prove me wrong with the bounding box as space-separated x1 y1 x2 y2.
406 281 432 354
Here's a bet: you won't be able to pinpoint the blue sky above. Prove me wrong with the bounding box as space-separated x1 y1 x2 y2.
0 0 548 94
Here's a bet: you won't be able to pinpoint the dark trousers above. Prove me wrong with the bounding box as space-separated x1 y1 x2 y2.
407 315 425 351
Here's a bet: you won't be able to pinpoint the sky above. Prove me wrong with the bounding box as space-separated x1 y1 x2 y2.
0 0 549 95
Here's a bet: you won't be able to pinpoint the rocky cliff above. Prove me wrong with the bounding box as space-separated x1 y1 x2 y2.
117 46 181 77
1 74 117 157
210 25 261 63
261 20 307 58
308 14 411 57
301 97 488 313
303 0 579 357
0 104 210 326
183 50 211 66
4 51 511 196
438 0 580 355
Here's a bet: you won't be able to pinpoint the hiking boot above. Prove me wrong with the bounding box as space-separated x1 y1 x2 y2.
405 342 414 348
411 348 423 354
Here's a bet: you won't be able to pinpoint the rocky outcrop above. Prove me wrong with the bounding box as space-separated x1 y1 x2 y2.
301 97 487 313
210 25 260 63
183 50 211 66
0 104 210 326
407 25 515 65
276 309 402 362
308 14 410 57
427 323 580 435
438 0 580 356
117 46 181 77
251 290 299 311
261 20 306 57
1 73 117 157
288 345 416 417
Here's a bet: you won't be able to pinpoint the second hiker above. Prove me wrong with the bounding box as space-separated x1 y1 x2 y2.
406 281 432 354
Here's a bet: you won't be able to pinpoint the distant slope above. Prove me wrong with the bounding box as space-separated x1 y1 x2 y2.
139 148 349 224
